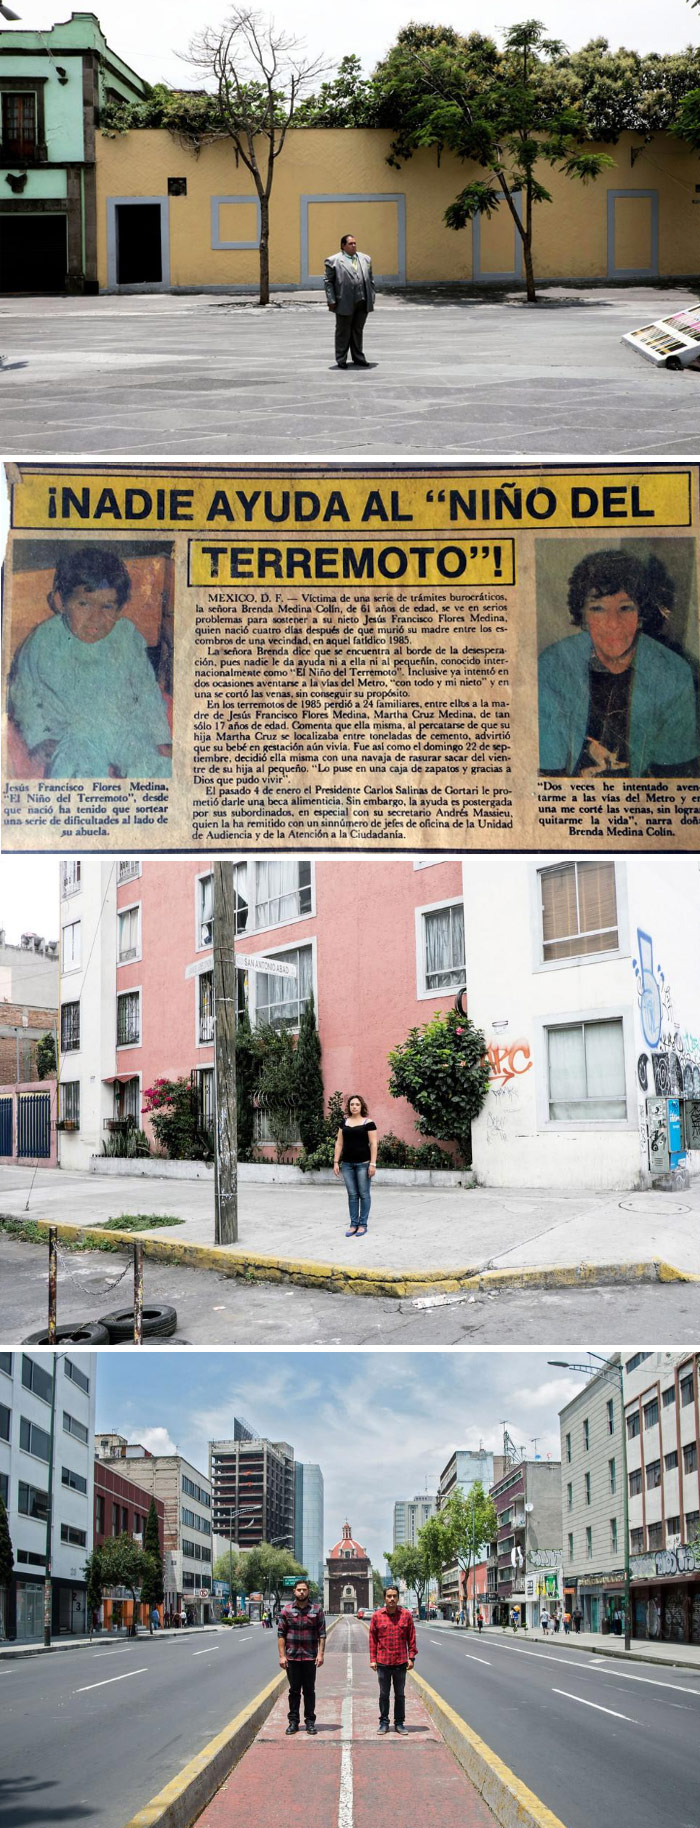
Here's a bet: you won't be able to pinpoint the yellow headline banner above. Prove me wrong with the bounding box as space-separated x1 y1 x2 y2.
188 538 515 588
11 469 693 532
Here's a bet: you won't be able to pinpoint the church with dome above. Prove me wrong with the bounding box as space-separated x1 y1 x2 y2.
324 1521 372 1614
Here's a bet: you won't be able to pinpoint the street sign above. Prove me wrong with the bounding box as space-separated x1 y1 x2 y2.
235 954 297 979
213 1581 230 1597
282 1575 300 1586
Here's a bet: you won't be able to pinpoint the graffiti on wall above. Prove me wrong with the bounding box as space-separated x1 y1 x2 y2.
485 1038 533 1145
631 1544 700 1581
487 1040 533 1087
632 928 700 1171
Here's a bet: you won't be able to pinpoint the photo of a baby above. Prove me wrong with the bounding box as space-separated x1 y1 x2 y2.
6 542 174 780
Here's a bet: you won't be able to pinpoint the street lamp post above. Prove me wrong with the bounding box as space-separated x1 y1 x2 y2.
549 1356 631 1653
43 1353 64 1648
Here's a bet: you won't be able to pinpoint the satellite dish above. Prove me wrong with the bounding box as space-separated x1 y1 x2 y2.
524 1504 534 1513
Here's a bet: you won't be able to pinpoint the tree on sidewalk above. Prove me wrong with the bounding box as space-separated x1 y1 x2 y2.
140 1499 165 1632
385 1541 431 1615
84 1546 104 1640
294 993 325 1154
373 19 614 302
0 1496 14 1641
438 1486 498 1626
388 1006 490 1167
188 9 325 304
93 1535 150 1635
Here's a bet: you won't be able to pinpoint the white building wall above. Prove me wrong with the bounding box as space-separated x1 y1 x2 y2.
59 860 116 1169
624 1351 700 1554
0 1350 96 1639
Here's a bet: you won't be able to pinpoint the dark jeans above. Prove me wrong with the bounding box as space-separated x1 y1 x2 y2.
378 1663 407 1725
287 1659 317 1724
341 1159 371 1228
335 304 368 364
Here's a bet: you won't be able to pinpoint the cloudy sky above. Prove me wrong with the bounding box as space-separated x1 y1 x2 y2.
0 857 60 946
4 0 699 89
95 1349 596 1569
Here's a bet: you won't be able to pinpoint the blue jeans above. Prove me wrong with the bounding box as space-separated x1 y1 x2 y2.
341 1160 371 1228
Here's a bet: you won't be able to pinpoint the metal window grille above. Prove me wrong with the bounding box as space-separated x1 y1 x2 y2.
118 861 140 883
2 91 36 158
199 973 214 1044
60 861 81 897
61 1002 80 1052
117 992 140 1046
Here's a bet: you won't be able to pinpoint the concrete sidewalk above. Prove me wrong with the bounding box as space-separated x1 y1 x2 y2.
1 1165 700 1298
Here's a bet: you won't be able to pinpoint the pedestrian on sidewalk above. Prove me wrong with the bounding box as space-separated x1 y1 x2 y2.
563 1609 571 1635
369 1584 417 1735
541 1609 550 1635
333 1093 378 1236
278 1579 326 1736
573 1607 583 1634
476 1609 484 1634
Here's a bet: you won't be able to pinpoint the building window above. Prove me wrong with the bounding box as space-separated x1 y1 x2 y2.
18 1480 48 1521
199 874 213 947
625 1353 652 1374
627 1412 641 1441
0 1404 10 1442
610 1518 618 1552
114 1077 140 1124
630 1527 644 1553
254 945 312 1030
62 920 81 972
666 1515 681 1538
233 861 248 934
628 1469 642 1497
60 862 81 897
112 1502 120 1536
539 860 618 963
61 1002 80 1052
547 1018 626 1123
96 1494 105 1532
583 1419 589 1450
646 1460 661 1490
585 1471 591 1505
662 1386 676 1408
198 971 214 1044
60 1082 80 1128
607 1398 615 1435
254 1103 301 1146
2 90 38 159
422 903 466 992
118 906 140 963
60 1523 87 1547
665 1450 678 1471
609 1458 616 1495
21 1356 53 1405
0 1473 7 1507
647 1522 663 1551
568 1532 574 1559
686 1510 700 1539
63 1411 88 1446
683 1443 698 1474
254 860 312 930
680 1373 695 1408
0 1354 10 1376
197 1068 214 1138
565 1433 571 1463
586 1526 592 1559
64 1359 89 1395
17 1549 45 1567
62 1466 88 1495
567 1482 573 1510
117 991 140 1047
19 1417 50 1462
118 861 140 884
643 1399 659 1430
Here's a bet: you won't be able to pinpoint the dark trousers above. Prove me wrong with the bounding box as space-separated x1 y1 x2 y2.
378 1663 407 1725
287 1659 317 1724
335 305 368 365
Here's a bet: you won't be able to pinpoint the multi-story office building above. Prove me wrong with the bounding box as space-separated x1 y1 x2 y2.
294 1463 324 1592
437 1448 497 1614
559 1360 627 1634
209 1433 295 1556
95 1433 212 1624
393 1494 436 1548
0 1349 95 1640
491 1458 562 1629
624 1351 700 1644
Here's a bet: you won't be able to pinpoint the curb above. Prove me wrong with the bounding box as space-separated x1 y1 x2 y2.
2 1216 698 1299
411 1671 565 1828
121 1668 287 1828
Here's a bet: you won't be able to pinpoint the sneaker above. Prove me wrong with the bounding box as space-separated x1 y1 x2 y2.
394 1723 408 1735
305 1723 317 1735
378 1722 389 1734
286 1724 299 1735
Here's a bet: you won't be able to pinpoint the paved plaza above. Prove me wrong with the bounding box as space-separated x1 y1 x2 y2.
1 285 699 455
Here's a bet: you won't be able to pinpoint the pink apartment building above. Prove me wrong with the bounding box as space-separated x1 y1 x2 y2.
58 856 466 1164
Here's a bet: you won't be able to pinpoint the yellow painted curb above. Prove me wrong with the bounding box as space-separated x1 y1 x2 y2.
4 1216 699 1300
121 1666 286 1828
411 1671 566 1828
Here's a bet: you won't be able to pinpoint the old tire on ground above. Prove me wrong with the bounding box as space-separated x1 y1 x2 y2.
98 1304 178 1341
22 1321 111 1344
665 356 683 371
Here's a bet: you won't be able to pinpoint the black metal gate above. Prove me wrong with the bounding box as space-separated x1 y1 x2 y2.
0 1096 12 1157
17 1092 51 1159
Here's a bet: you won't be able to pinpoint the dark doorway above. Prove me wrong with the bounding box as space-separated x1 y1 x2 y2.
0 213 67 291
116 203 163 284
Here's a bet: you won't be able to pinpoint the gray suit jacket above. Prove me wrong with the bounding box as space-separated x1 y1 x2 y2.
324 250 375 314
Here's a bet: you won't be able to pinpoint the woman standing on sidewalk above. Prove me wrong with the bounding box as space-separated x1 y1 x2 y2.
333 1093 378 1236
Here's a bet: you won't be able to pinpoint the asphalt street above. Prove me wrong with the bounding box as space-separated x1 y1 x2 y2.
414 1626 700 1828
1 1234 699 1344
1 287 700 455
0 1624 278 1828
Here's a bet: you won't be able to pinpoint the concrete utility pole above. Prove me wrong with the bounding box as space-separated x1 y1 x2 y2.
213 862 238 1244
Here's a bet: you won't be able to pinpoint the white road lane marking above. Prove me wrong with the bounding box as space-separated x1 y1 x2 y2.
465 1653 491 1664
551 1688 637 1723
488 1640 700 1697
75 1667 148 1693
338 1693 353 1828
592 1669 700 1698
91 1650 129 1657
192 1647 220 1655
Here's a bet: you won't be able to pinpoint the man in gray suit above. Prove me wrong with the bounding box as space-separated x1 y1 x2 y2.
324 233 375 368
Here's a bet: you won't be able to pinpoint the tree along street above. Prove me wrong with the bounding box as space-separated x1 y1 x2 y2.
415 1625 700 1828
0 1626 278 1828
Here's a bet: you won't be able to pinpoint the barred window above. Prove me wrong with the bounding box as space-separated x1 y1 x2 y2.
2 91 37 159
60 862 81 897
118 861 140 884
198 972 214 1044
117 991 140 1047
61 1002 80 1052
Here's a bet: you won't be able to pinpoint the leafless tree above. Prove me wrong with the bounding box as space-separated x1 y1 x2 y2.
189 10 325 304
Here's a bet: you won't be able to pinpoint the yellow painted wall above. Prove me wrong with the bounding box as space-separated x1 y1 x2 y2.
95 127 700 289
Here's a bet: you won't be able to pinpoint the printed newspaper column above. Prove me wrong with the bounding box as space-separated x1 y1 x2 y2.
2 463 698 852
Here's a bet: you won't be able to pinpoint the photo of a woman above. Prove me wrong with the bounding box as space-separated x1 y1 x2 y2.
538 547 698 778
333 1094 378 1237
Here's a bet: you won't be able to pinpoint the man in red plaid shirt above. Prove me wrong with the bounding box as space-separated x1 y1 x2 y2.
278 1579 326 1735
369 1585 417 1734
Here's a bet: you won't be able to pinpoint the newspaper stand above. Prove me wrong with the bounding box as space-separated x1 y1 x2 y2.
622 306 700 371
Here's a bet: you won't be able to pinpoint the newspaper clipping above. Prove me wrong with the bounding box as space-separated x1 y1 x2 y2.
2 461 699 852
